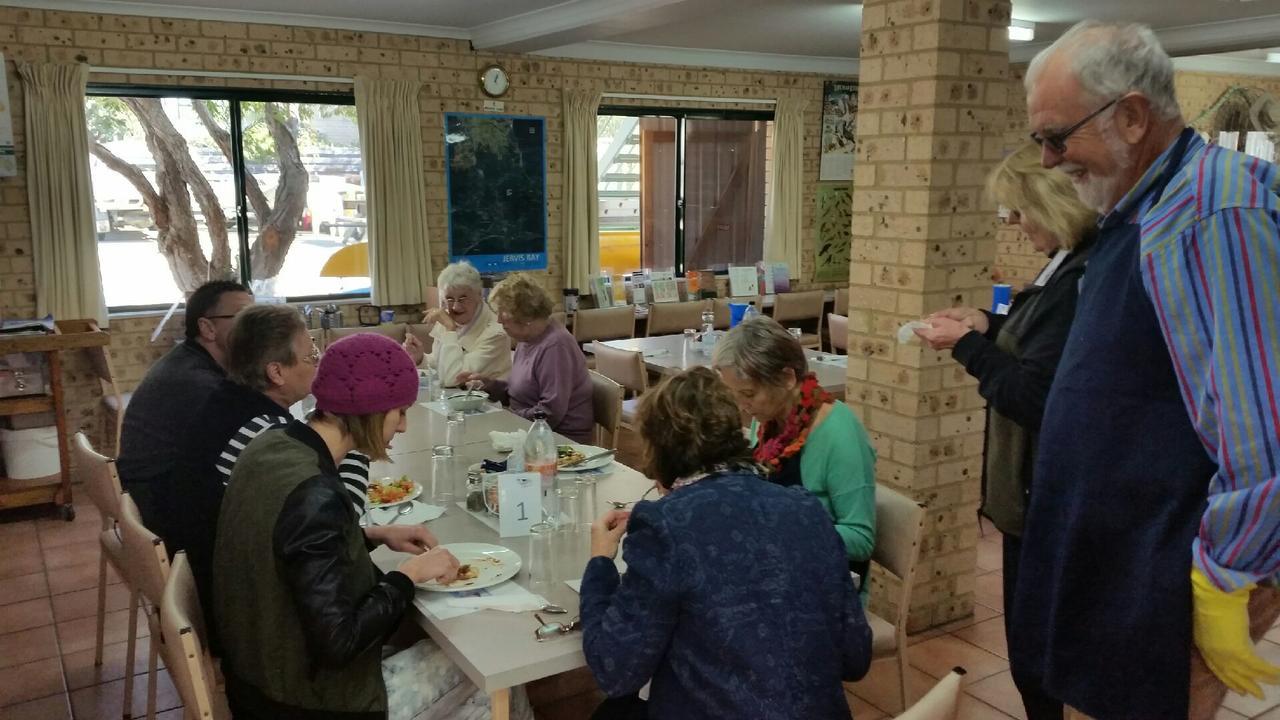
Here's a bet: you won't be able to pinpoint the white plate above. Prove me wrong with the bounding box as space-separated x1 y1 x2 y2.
369 500 445 526
419 543 522 593
366 479 423 509
557 444 613 472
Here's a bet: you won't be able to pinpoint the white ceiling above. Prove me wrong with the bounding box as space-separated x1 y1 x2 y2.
15 0 1280 75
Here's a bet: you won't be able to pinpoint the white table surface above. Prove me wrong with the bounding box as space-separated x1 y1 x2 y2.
369 402 652 701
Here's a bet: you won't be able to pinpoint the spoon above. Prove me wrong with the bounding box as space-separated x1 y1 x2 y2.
389 502 415 525
608 500 634 509
540 603 568 614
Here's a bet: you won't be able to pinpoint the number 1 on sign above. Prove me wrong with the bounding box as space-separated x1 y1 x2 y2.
497 472 541 537
515 502 527 521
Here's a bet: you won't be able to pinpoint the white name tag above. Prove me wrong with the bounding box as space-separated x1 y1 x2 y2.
497 472 542 537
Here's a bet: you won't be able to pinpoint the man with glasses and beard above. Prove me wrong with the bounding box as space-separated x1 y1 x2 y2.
1014 20 1280 720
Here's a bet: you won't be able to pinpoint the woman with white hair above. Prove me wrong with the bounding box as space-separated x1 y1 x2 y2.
403 261 511 387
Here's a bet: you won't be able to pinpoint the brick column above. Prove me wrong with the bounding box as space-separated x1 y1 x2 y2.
850 0 1011 631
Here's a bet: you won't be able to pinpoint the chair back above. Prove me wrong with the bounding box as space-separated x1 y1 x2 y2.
117 492 171 606
896 668 966 720
872 486 926 634
834 287 850 317
645 301 707 337
711 298 733 330
161 552 229 720
772 289 825 324
828 313 849 354
572 306 635 344
74 432 124 528
591 342 648 396
587 371 624 450
328 324 408 345
86 322 126 454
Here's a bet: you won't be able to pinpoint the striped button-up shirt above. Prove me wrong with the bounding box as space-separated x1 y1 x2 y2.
1116 129 1280 592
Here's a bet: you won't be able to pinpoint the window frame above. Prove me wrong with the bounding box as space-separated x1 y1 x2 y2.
597 105 774 276
86 84 365 312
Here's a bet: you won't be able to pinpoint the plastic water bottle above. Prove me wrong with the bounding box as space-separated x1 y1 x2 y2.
523 412 559 526
743 302 760 322
699 309 716 354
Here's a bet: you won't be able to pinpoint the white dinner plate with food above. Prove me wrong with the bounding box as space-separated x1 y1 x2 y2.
418 543 522 593
556 444 613 471
366 476 422 508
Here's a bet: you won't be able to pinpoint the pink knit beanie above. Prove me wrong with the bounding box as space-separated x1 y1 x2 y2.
312 333 418 415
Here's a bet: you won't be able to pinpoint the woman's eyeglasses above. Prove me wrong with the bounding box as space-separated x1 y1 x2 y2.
533 614 580 641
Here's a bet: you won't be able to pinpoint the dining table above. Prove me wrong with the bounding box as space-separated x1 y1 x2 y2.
366 397 652 720
584 334 850 397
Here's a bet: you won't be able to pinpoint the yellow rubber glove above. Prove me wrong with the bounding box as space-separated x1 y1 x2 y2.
1191 567 1280 698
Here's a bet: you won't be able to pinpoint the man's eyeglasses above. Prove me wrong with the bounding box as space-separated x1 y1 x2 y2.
204 314 238 321
1030 96 1121 154
533 614 580 642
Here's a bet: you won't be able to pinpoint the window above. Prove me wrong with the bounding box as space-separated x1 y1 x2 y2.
596 108 771 277
86 87 367 310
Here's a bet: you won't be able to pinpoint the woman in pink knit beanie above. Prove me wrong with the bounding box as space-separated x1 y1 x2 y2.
213 332 533 720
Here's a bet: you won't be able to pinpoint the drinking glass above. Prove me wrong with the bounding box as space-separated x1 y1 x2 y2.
788 327 803 343
574 477 599 530
430 445 456 507
555 485 581 534
445 411 466 448
528 521 556 594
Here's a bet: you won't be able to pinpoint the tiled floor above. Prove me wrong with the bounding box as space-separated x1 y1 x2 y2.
3 498 1278 720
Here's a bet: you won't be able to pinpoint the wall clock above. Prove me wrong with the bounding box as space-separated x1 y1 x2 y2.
479 64 510 98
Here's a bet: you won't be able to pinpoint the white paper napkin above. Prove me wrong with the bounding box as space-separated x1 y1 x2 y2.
566 578 582 593
369 501 445 526
445 591 550 613
490 430 527 452
897 320 930 345
414 580 544 620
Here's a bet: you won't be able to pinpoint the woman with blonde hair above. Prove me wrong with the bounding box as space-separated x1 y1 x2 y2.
914 141 1098 720
458 273 593 442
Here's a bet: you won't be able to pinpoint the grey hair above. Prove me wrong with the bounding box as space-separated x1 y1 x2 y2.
711 316 808 386
1026 20 1181 122
436 261 483 294
227 305 306 393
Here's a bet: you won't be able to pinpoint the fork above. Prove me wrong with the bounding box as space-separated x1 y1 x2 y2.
609 485 658 509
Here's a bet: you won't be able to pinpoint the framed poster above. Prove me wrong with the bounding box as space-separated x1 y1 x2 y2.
813 184 852 282
444 113 548 273
819 80 858 182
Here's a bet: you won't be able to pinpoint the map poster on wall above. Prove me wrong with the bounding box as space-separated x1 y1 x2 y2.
819 80 858 182
813 183 852 283
444 113 548 273
0 54 15 177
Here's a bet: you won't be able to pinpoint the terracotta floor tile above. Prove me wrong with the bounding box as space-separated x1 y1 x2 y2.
849 657 938 715
908 627 948 646
1252 707 1280 719
908 635 1009 685
932 602 1002 635
0 625 59 669
156 709 185 720
51 582 133 623
35 503 99 532
41 542 97 571
0 692 72 720
37 516 106 549
974 571 1004 612
952 617 1009 660
1266 624 1280 645
976 539 1004 574
47 560 120 596
0 571 48 607
0 547 43 580
965 670 1029 720
69 668 181 720
957 692 1021 720
0 657 65 707
844 686 887 719
1221 640 1280 716
0 597 54 635
1213 708 1247 719
57 605 147 656
0 519 38 542
63 637 160 691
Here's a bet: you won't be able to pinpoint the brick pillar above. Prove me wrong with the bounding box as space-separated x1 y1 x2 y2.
850 0 1011 632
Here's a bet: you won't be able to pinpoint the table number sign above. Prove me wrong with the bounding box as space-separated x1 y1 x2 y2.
497 472 542 537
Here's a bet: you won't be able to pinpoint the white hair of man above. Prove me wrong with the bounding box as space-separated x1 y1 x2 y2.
436 261 483 293
1026 20 1181 123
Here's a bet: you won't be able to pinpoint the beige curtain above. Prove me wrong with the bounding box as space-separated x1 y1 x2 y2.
562 89 602 292
764 97 805 272
20 62 107 325
354 76 432 306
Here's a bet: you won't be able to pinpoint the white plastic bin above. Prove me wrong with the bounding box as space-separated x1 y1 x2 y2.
1 426 60 479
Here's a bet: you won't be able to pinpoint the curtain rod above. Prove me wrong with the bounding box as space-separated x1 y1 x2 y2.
91 66 354 85
601 92 776 106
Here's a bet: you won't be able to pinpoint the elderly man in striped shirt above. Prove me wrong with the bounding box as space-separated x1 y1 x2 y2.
1009 20 1280 720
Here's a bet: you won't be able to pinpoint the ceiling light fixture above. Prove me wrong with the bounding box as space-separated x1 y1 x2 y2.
1008 20 1035 43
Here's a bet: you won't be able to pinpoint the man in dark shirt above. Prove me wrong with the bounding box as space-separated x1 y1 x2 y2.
117 280 253 534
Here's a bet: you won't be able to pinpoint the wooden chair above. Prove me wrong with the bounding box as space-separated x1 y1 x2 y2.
73 433 136 674
771 290 826 349
590 342 648 432
118 492 173 720
587 370 624 450
835 287 850 317
863 486 927 711
161 552 231 720
571 305 635 345
86 322 128 456
896 668 965 720
828 313 849 355
710 298 734 330
645 300 707 337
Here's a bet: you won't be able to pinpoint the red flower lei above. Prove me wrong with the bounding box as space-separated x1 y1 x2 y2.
753 373 833 473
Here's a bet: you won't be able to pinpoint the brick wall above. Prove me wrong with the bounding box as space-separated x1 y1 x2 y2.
0 5 853 450
993 65 1280 286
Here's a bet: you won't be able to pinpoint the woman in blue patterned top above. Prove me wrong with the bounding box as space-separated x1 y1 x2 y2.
579 367 871 720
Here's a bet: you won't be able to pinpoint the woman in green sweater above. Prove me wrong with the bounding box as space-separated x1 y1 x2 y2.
713 316 876 581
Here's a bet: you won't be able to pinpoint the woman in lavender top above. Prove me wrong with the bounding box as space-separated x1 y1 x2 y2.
458 274 594 443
